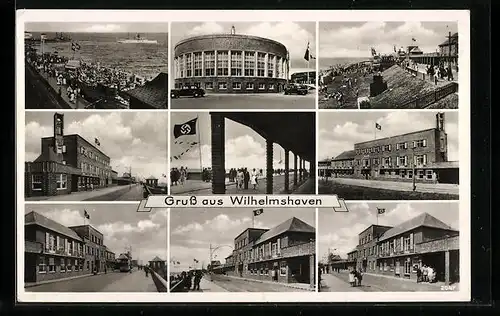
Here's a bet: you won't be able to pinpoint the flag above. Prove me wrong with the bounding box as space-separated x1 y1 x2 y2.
173 118 197 139
375 123 382 130
162 173 166 177
377 208 386 215
71 42 81 51
303 42 310 61
84 210 90 219
371 47 377 56
412 37 416 42
176 261 180 265
253 209 264 216
394 45 397 52
194 259 199 263
95 138 100 146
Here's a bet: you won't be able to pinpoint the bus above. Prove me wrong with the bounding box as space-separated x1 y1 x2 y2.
117 255 131 272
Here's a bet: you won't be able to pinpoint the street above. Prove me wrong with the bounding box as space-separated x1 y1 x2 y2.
170 93 315 109
25 184 144 202
321 271 455 292
26 270 157 292
209 274 309 292
329 178 459 195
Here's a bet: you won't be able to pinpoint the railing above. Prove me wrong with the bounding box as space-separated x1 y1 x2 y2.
400 81 458 109
150 268 168 292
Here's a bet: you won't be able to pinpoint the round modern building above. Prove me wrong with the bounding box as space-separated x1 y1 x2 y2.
173 31 290 93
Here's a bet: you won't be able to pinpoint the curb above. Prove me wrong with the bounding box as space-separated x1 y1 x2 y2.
25 271 107 288
225 275 315 292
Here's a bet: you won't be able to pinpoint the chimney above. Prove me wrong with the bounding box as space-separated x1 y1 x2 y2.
53 112 65 154
231 25 236 35
436 112 445 131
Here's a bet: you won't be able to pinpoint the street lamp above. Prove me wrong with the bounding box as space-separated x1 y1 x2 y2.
209 244 234 281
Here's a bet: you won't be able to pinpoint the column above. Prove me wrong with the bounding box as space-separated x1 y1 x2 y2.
309 160 314 178
228 50 232 77
191 53 194 78
273 55 277 78
444 250 450 285
264 53 268 77
266 139 273 194
201 51 205 77
309 254 315 288
284 150 290 193
254 52 258 77
293 154 298 187
211 113 225 194
299 158 303 182
242 50 245 76
214 50 218 77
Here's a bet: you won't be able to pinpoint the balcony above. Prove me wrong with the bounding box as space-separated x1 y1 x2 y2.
43 245 85 258
377 249 416 258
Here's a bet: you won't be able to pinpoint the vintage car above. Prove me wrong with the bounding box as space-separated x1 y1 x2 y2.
284 84 308 95
171 86 205 98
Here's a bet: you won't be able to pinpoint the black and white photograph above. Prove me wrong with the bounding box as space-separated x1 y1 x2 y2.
169 207 316 292
170 22 316 109
318 22 459 109
24 112 168 201
170 112 316 195
24 204 168 292
317 111 459 200
318 202 460 292
24 22 168 110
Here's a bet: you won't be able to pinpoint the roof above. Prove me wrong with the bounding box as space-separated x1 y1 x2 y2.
125 72 167 109
354 128 437 146
378 212 457 242
409 47 423 54
439 33 459 46
333 150 356 161
146 175 158 180
117 253 129 260
213 112 315 162
25 211 83 241
150 256 164 262
175 34 287 52
254 217 315 246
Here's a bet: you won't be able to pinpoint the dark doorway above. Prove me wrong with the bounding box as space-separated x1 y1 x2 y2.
421 252 445 282
437 169 459 184
288 256 311 284
71 175 79 192
25 253 37 282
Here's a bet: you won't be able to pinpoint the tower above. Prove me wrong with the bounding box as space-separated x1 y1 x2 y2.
53 113 65 154
436 112 445 131
435 112 448 162
231 25 236 35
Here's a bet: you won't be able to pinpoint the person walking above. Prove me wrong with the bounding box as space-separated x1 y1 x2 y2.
251 168 258 190
243 168 250 190
348 269 356 287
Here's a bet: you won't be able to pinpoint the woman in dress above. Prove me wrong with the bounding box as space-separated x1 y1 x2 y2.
236 169 244 190
348 269 356 287
251 168 258 190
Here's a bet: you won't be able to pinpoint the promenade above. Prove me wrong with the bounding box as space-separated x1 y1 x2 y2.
25 184 143 201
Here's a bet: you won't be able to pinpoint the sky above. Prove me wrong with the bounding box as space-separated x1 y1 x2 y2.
319 21 458 65
318 111 459 161
25 22 169 33
170 207 315 272
25 112 168 183
170 112 311 171
317 202 459 263
25 204 168 264
171 22 316 76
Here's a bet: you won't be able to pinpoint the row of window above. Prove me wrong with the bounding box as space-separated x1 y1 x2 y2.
80 146 110 166
44 233 82 256
80 161 109 178
176 51 284 78
182 82 276 90
378 258 415 275
358 154 428 167
360 233 373 245
356 139 428 155
38 257 85 274
31 174 67 191
246 261 287 276
235 240 282 263
351 233 415 259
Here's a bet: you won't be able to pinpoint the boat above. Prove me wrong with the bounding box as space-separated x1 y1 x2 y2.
118 33 158 44
31 32 72 43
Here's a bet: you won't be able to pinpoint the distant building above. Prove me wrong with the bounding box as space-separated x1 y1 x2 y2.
346 212 459 285
213 217 316 287
291 71 316 85
126 72 167 109
104 246 116 268
25 113 113 198
149 256 167 278
68 225 107 274
145 176 158 187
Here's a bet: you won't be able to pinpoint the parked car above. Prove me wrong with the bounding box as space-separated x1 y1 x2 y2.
284 84 308 95
171 86 205 98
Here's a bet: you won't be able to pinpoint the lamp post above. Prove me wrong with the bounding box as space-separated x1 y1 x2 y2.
209 244 234 281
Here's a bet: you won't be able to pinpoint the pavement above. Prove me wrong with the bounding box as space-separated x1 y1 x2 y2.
25 65 69 109
330 178 459 196
25 184 143 201
208 274 313 292
324 270 458 292
173 174 313 195
26 270 157 292
320 274 362 292
413 63 459 85
36 67 90 109
170 93 316 110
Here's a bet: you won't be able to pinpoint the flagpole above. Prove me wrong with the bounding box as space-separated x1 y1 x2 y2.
374 125 377 140
197 115 203 173
252 213 255 228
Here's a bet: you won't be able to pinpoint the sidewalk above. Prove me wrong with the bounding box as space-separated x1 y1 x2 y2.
198 277 228 292
25 184 139 201
101 270 157 292
362 272 459 290
331 178 459 195
170 179 236 194
224 275 315 291
38 68 90 109
25 272 105 288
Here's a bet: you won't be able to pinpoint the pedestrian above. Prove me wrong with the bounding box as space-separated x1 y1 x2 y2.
422 265 429 282
348 269 356 287
357 270 363 287
145 267 149 277
104 266 107 274
194 270 202 290
416 266 422 283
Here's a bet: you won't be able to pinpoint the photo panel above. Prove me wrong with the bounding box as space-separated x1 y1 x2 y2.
23 204 168 292
24 111 168 201
170 111 316 195
317 111 459 200
318 21 458 109
170 22 317 110
24 22 168 110
318 202 460 292
169 207 316 292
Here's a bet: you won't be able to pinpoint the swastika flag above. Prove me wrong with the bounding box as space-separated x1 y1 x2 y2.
173 118 197 139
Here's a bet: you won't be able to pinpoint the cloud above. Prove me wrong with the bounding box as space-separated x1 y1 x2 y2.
39 208 86 227
84 24 123 33
25 112 168 182
187 22 225 36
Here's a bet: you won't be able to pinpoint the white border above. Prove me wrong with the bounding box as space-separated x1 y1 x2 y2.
17 9 470 303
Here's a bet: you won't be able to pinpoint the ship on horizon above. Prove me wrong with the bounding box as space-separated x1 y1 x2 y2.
118 33 158 44
28 32 72 43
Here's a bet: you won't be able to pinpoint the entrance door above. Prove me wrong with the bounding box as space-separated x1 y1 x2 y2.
71 175 79 192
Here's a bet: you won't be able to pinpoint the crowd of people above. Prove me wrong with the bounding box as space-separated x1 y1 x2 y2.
416 264 437 283
228 168 264 191
170 270 204 292
348 268 364 287
170 167 189 186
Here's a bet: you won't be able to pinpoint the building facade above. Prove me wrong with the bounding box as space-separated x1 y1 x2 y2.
319 113 458 184
25 211 87 283
104 246 116 269
346 212 459 285
25 113 113 197
173 29 289 93
68 225 107 273
291 71 316 85
214 217 316 287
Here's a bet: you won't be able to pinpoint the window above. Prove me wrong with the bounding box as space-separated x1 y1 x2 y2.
363 159 370 167
205 82 213 90
217 51 229 76
415 154 427 166
38 256 47 273
280 261 287 276
56 174 67 190
246 83 254 90
232 82 241 90
74 259 79 271
383 144 392 151
276 57 281 78
185 53 192 77
403 237 410 251
48 258 56 273
401 170 406 178
415 139 427 148
404 258 411 275
417 170 424 179
268 84 275 90
218 82 227 90
257 53 265 77
408 170 413 179
204 52 215 76
193 53 202 76
260 264 264 275
372 158 379 165
426 170 433 179
397 156 407 166
258 83 266 90
267 54 274 77
272 243 278 256
244 52 255 76
61 258 66 272
396 142 408 150
87 261 90 270
383 157 391 166
32 174 42 191
230 51 242 76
